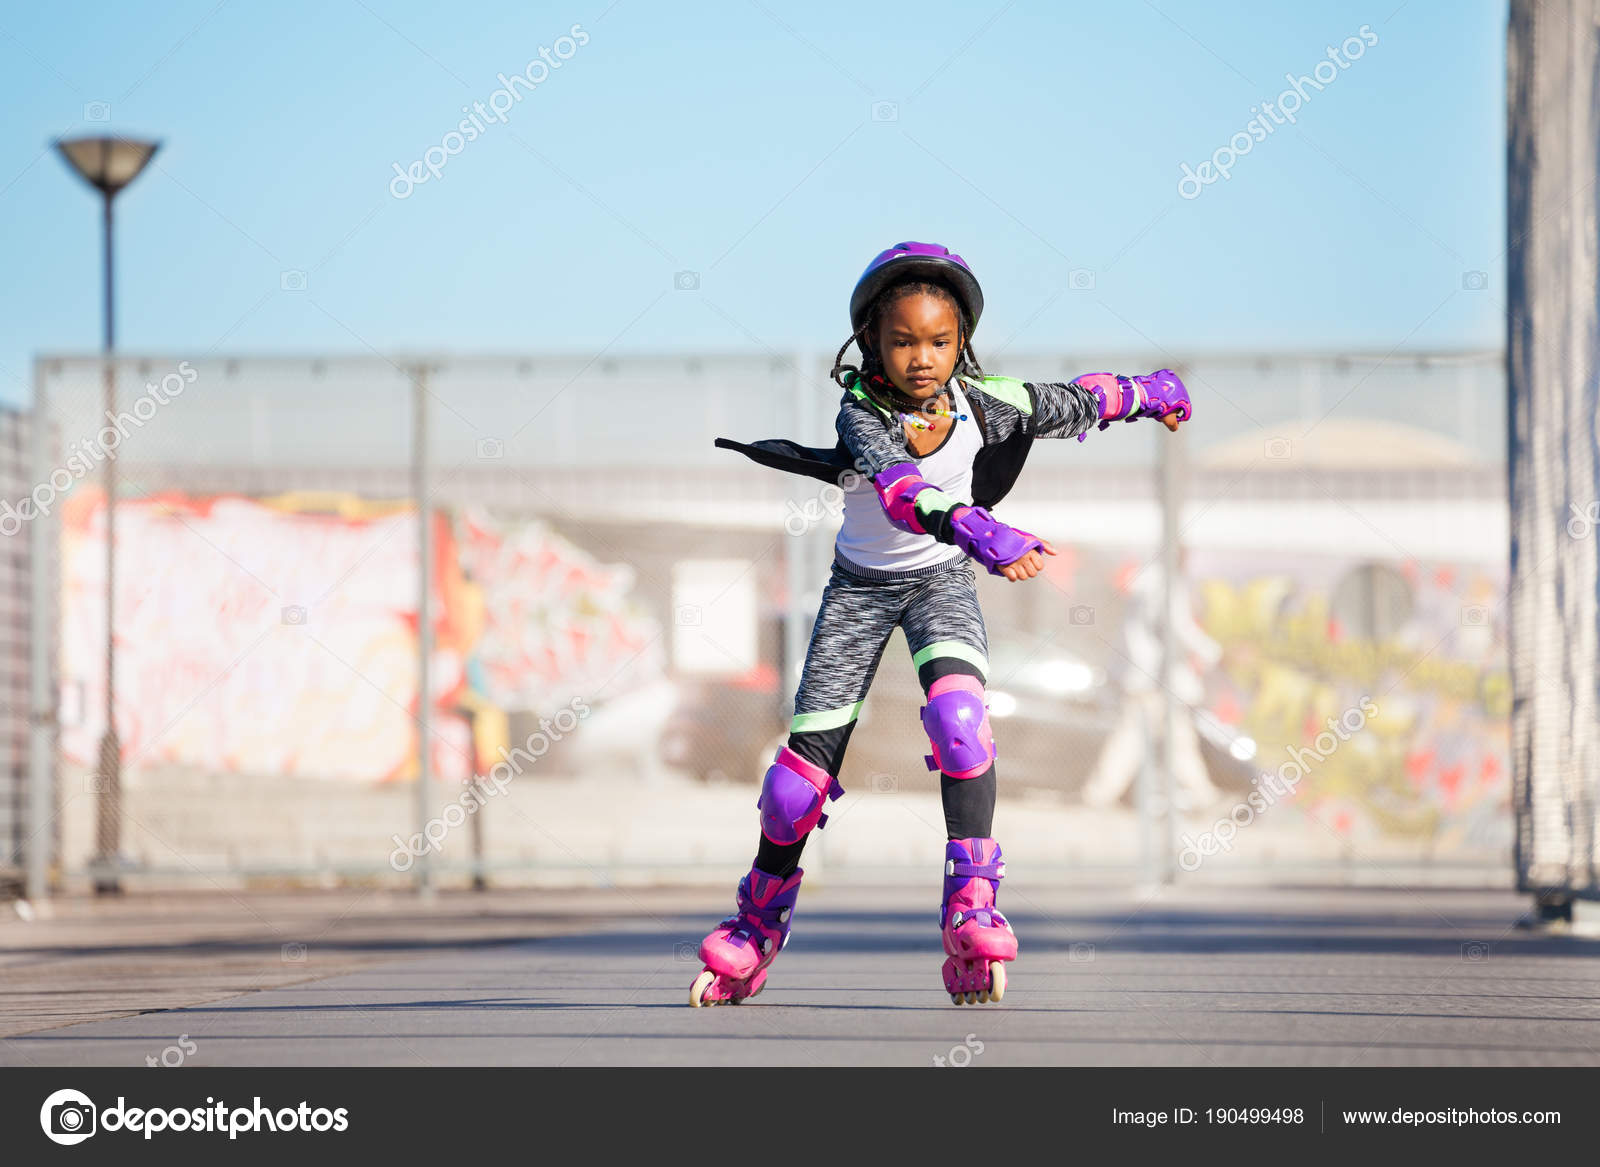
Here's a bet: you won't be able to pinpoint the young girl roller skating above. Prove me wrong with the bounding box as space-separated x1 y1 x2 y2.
693 241 1191 1007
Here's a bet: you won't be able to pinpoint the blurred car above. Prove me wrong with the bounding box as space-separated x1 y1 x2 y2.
657 640 1255 798
844 640 1116 798
658 662 786 784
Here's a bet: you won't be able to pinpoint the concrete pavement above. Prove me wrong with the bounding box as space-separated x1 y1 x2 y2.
3 883 1599 1066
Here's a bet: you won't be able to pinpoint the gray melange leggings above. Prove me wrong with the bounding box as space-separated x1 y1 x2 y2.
754 553 997 875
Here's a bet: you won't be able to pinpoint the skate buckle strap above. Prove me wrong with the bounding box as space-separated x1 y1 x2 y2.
719 903 791 948
945 858 1005 879
948 907 1008 930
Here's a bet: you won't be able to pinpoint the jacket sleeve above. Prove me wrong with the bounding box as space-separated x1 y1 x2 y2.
1026 379 1102 440
834 393 966 545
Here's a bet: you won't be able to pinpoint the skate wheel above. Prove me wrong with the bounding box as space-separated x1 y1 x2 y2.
976 990 989 1003
964 990 978 1004
951 993 964 1005
690 969 715 1007
988 961 1006 1003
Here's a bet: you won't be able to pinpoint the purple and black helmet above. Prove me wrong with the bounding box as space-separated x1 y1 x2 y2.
849 241 983 335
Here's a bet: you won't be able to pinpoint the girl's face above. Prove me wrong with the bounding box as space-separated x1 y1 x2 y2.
873 291 961 400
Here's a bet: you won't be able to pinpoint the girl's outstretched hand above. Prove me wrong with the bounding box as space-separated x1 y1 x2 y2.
1000 539 1057 582
1160 413 1182 432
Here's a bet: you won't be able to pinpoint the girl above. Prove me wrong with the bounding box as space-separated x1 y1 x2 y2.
692 241 1191 1007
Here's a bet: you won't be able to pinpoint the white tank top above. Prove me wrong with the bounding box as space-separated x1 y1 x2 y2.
835 378 982 574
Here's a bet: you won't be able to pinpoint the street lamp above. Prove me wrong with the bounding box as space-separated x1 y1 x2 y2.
54 135 160 895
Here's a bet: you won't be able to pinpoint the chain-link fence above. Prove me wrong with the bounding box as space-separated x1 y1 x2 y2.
7 348 1509 890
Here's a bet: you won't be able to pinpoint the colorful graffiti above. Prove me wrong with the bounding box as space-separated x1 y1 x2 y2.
59 491 661 782
447 509 661 713
1193 551 1510 855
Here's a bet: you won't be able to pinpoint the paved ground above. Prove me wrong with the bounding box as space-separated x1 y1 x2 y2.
2 882 1598 1066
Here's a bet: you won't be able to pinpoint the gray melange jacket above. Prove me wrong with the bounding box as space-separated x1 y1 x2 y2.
715 372 1102 550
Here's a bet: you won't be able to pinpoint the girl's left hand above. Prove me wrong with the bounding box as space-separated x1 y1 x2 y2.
1160 413 1182 432
1000 539 1057 582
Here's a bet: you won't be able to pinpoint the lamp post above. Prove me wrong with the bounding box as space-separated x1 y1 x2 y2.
54 135 160 896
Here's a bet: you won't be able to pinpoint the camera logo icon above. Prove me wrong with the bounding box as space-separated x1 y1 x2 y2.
476 437 504 460
1461 605 1489 627
1461 270 1488 291
675 604 702 627
281 605 307 626
83 101 111 122
41 1088 97 1145
282 942 308 963
280 270 308 292
871 100 899 122
1068 269 1096 291
674 270 700 291
1069 604 1095 626
1264 437 1293 460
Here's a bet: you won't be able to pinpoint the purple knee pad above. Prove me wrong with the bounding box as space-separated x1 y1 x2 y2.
757 746 844 846
949 506 1043 576
920 675 996 780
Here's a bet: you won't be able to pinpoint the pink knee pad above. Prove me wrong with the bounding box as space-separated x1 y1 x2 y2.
920 675 996 780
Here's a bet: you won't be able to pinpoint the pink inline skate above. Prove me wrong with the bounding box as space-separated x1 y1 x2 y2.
689 864 803 1007
941 837 1016 1004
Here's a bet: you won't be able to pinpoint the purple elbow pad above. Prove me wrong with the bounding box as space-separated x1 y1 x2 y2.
950 506 1043 575
873 463 933 534
1076 369 1192 441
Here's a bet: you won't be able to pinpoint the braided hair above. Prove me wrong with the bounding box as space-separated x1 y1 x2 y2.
830 279 986 423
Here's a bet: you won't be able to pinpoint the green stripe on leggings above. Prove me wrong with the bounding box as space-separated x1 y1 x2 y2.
790 700 865 734
911 641 988 679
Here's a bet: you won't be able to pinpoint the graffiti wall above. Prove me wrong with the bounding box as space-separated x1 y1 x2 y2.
448 509 661 712
1192 550 1511 861
59 491 661 783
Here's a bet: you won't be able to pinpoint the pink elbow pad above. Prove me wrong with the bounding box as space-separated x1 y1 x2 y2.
872 463 932 534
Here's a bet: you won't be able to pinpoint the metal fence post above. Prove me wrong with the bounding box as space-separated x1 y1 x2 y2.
26 362 54 902
1158 412 1186 884
413 363 434 898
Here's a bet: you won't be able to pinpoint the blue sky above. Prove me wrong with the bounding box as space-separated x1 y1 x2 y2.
0 0 1506 406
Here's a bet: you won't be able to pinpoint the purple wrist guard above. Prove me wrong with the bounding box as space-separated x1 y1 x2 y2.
1075 369 1192 441
950 506 1043 575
